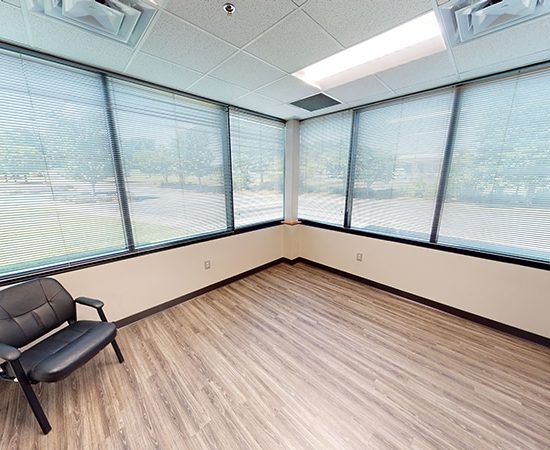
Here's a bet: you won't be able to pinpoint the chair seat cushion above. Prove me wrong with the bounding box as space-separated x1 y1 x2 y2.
19 321 116 383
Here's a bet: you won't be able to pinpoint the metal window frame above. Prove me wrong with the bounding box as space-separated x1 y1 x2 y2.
0 41 288 284
304 62 550 267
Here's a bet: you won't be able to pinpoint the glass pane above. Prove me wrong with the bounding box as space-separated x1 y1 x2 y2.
298 111 352 225
110 80 228 247
439 74 550 261
0 52 126 277
351 91 454 240
230 110 285 227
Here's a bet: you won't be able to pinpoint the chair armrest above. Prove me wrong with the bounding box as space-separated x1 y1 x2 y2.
75 297 104 309
0 343 21 361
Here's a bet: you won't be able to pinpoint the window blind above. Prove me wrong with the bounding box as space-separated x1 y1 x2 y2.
0 51 126 278
350 90 454 240
230 109 285 228
108 79 229 247
298 111 353 225
439 73 550 262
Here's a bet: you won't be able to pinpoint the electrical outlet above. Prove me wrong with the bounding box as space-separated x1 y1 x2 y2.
356 252 363 262
204 260 211 270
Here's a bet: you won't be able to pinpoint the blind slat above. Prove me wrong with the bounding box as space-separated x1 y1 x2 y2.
439 72 550 262
230 109 285 228
109 79 229 247
0 51 127 277
351 91 454 240
298 111 352 226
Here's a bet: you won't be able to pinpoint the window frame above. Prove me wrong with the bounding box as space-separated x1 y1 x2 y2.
229 107 286 228
299 68 550 270
0 43 285 286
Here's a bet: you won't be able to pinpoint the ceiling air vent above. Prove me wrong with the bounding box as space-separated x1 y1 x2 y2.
27 0 157 46
290 93 341 112
438 0 550 45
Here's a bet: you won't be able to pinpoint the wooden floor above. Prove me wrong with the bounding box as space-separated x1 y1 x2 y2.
1 263 549 449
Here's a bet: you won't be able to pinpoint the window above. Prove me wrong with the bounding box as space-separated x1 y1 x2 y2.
0 47 284 282
109 80 230 247
298 111 353 225
230 109 285 227
438 73 550 262
0 51 126 277
350 91 454 240
297 65 550 265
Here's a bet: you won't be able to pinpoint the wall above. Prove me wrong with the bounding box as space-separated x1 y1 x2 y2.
298 225 550 339
52 226 284 322
3 222 547 338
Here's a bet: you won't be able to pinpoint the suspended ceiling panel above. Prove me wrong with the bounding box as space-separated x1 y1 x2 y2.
0 0 548 120
125 52 203 92
164 0 296 48
303 0 433 47
210 52 286 91
140 12 236 73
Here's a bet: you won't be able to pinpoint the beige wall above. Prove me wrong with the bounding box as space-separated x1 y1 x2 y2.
52 226 284 322
298 225 550 338
4 223 547 338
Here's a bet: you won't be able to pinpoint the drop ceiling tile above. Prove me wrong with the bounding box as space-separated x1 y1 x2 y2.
452 15 550 75
376 51 457 91
392 74 458 97
164 0 297 48
27 13 133 71
0 2 28 45
141 12 236 73
264 103 305 120
325 75 391 103
292 0 309 5
187 76 250 103
256 75 319 103
304 0 433 47
245 11 343 73
125 52 203 92
232 93 283 112
210 52 286 91
458 49 550 81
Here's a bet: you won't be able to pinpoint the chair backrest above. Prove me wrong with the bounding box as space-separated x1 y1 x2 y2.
0 278 76 348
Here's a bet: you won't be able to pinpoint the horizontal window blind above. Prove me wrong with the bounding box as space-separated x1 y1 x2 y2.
109 79 229 247
230 109 285 228
0 51 126 278
439 73 550 262
298 111 353 225
350 91 454 240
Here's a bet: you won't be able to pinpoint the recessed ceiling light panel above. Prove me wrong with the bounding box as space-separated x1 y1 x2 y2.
293 12 446 91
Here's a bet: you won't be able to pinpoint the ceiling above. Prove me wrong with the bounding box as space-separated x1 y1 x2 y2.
1 0 550 120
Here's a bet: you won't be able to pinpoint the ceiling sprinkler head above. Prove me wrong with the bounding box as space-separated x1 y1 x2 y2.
223 3 235 16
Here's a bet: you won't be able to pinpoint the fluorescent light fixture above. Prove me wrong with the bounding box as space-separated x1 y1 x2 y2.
293 12 446 90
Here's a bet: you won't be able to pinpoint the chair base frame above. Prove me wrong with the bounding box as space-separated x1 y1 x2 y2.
9 339 123 435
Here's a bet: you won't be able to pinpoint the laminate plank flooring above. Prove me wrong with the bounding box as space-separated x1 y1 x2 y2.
1 262 549 449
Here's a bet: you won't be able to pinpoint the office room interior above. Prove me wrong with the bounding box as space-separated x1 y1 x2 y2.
0 0 548 448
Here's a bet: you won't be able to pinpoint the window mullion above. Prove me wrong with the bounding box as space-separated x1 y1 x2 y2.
343 110 360 228
223 106 235 231
100 74 135 251
429 87 462 243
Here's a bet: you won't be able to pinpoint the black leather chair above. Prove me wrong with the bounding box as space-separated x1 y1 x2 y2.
0 278 124 434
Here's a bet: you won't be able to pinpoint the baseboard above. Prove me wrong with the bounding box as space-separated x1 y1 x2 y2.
115 255 550 348
292 257 550 348
115 257 293 328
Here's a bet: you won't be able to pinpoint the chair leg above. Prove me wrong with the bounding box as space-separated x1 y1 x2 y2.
111 339 124 364
10 360 51 435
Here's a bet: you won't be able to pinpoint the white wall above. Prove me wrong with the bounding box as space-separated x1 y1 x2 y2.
52 226 284 322
298 225 550 338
